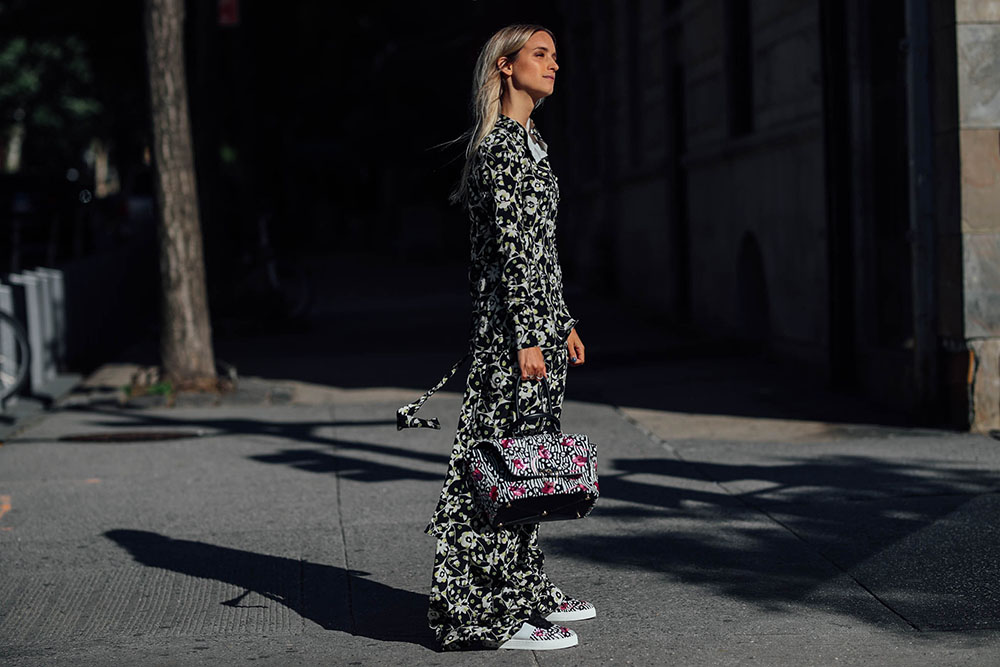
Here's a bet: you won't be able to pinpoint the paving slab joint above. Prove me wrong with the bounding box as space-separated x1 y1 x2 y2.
612 403 678 456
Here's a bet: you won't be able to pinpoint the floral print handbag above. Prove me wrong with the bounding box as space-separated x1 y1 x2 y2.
463 377 599 529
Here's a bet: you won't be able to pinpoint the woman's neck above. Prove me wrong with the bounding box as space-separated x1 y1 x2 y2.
500 86 535 128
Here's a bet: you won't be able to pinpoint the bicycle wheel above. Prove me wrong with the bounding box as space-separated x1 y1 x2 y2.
0 310 30 402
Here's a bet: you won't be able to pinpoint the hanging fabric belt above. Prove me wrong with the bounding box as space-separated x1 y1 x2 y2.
396 349 472 430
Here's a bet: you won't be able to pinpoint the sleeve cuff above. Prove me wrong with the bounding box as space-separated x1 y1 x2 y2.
516 329 542 350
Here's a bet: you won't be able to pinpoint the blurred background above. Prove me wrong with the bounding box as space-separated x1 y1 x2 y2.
0 0 997 432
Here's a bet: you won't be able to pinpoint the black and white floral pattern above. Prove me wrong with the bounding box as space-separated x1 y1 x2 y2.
466 115 577 354
546 597 597 621
397 114 578 650
522 623 575 642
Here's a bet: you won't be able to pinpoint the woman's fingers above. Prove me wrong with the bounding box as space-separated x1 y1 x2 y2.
517 346 547 380
567 331 585 366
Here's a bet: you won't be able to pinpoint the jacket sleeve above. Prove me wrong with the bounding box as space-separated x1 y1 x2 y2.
551 238 572 319
479 139 542 350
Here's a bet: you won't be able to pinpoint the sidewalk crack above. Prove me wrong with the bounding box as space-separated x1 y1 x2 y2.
743 497 921 631
614 403 921 631
298 557 306 634
330 404 356 635
681 450 921 631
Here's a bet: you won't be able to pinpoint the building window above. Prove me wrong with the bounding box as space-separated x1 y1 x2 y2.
725 0 753 136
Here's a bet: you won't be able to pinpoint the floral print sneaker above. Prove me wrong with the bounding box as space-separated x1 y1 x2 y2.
546 598 597 622
499 621 578 650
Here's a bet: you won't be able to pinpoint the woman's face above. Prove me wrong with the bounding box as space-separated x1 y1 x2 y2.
501 31 559 101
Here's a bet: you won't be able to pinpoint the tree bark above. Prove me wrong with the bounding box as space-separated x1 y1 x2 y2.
144 0 215 384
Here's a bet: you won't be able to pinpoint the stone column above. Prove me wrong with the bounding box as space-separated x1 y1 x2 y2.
956 1 1000 431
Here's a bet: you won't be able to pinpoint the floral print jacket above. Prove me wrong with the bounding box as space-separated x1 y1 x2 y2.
395 113 576 432
466 113 577 353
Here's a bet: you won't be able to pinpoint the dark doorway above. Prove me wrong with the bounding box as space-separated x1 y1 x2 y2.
867 0 915 350
667 24 691 322
737 232 770 344
825 0 916 396
820 0 856 387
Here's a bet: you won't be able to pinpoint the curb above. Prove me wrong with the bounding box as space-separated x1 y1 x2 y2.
0 373 82 442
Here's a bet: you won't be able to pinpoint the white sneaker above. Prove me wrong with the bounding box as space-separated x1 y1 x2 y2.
499 621 578 650
546 598 597 622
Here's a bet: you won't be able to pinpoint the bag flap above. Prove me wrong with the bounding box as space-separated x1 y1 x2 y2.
480 432 592 479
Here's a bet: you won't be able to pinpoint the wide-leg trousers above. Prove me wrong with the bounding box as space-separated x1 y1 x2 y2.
426 342 569 650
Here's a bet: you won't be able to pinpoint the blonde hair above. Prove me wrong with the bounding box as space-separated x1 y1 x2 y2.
449 24 555 206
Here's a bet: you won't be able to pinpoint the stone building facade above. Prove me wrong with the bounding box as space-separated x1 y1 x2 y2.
553 0 999 431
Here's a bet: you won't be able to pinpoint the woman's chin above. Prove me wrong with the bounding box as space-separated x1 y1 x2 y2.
532 88 554 102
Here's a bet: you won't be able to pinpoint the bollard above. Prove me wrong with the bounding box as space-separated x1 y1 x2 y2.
24 270 56 382
36 268 66 371
0 283 17 406
6 273 44 393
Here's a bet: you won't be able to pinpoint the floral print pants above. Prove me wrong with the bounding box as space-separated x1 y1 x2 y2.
427 342 569 650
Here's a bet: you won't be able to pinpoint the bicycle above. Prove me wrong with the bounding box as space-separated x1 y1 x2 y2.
0 310 30 406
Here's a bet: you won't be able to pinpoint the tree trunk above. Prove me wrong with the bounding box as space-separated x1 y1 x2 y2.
144 0 215 384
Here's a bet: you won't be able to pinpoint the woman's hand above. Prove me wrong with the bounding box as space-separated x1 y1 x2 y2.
567 328 585 366
517 346 547 381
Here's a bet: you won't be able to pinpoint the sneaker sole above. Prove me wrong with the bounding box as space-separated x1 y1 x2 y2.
546 607 597 622
499 634 579 650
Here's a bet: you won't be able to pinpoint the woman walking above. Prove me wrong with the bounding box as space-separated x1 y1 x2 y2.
397 24 590 651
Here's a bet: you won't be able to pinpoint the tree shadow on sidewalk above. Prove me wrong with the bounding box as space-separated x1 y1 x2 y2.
600 454 1000 510
104 529 436 648
64 404 448 483
546 451 1000 632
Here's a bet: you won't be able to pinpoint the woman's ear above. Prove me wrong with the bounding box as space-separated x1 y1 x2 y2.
496 56 513 76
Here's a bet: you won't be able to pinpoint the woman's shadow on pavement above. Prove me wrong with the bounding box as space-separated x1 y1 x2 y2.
105 529 435 649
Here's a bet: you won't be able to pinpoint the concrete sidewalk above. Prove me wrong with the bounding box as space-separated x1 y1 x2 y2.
2 252 1000 665
1 370 999 665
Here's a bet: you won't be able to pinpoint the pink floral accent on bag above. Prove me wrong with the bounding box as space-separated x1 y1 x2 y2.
538 445 552 460
510 485 526 497
512 458 526 470
572 455 588 467
472 467 484 481
489 485 498 501
560 436 576 447
541 480 556 494
500 438 513 449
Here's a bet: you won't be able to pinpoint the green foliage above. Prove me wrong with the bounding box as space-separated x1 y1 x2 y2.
121 381 175 398
0 33 103 170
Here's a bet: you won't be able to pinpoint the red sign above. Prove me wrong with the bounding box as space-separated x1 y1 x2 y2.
218 0 240 27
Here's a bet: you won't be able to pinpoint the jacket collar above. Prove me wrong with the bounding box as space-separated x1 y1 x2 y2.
497 113 549 163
